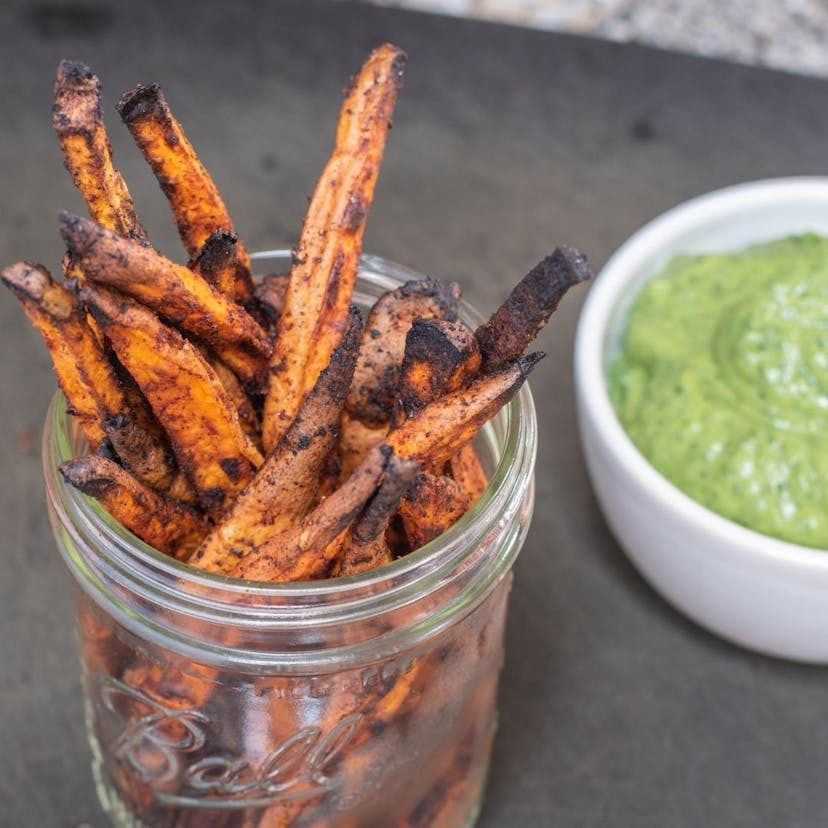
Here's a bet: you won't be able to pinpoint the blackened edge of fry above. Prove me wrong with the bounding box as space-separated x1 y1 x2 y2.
58 211 98 260
59 457 113 498
476 246 592 373
352 456 419 544
53 60 102 130
116 83 166 123
190 229 237 272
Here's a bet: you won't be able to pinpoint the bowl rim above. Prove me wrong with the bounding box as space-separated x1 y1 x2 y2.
574 175 828 576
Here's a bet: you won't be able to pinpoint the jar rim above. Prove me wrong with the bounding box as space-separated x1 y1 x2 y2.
43 252 538 666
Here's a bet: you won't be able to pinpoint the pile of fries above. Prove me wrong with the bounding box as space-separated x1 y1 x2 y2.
5 46 589 581
4 45 594 827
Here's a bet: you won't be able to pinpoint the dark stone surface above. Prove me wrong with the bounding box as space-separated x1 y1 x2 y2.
2 0 828 825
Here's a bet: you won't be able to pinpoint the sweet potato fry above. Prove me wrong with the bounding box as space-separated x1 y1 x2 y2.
398 472 470 551
80 285 261 514
190 307 364 574
189 228 244 302
386 353 542 467
395 318 481 423
346 278 460 427
230 444 391 582
262 43 407 451
449 443 489 503
254 272 290 323
337 455 419 576
116 82 254 286
60 455 209 558
200 351 261 448
60 213 271 377
4 262 194 499
2 261 105 447
52 60 147 242
338 415 389 481
475 246 592 373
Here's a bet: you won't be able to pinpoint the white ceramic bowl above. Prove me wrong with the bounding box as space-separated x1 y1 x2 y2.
574 177 828 663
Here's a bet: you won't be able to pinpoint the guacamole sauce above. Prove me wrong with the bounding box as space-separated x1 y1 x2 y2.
610 234 828 549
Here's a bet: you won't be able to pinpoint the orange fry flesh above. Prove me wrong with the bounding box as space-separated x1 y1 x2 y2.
387 353 543 467
60 213 271 367
399 472 471 551
116 81 252 275
449 443 489 503
52 60 147 242
80 285 261 514
190 307 364 574
60 455 209 558
2 261 105 448
396 317 482 423
262 43 407 451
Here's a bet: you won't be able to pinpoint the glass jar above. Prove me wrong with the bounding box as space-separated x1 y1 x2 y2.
42 252 538 828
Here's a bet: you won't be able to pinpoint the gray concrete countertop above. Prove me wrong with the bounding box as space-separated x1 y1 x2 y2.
2 1 828 825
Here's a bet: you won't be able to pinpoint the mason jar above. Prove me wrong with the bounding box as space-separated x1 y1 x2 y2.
42 252 538 828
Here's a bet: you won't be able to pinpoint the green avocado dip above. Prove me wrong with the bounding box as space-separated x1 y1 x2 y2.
609 233 828 549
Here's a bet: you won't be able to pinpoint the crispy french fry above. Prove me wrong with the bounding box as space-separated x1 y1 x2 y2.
338 414 389 482
262 44 407 451
52 60 147 242
346 278 460 427
230 444 390 582
190 307 364 574
395 317 481 424
4 261 194 500
60 455 209 558
449 443 489 503
60 213 271 377
394 317 488 525
80 285 261 514
337 455 419 576
201 351 261 449
106 359 196 502
254 272 289 323
398 472 470 551
387 353 542 467
2 261 105 448
116 82 254 287
189 228 244 302
475 246 591 373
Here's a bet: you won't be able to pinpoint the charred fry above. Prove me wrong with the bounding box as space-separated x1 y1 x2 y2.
262 44 407 451
387 353 543 467
60 213 271 376
475 246 591 373
398 472 470 550
60 455 209 558
116 82 254 289
337 455 419 575
338 415 389 481
449 443 489 503
189 228 249 303
2 261 105 447
3 261 193 499
230 444 391 582
254 272 290 323
53 60 147 242
346 278 460 427
395 318 481 423
190 307 364 574
80 285 261 514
